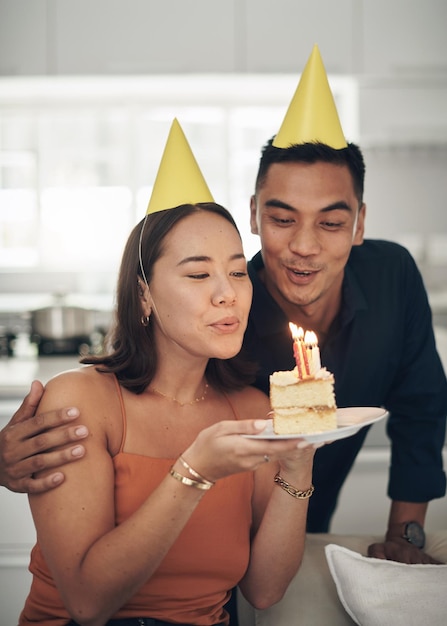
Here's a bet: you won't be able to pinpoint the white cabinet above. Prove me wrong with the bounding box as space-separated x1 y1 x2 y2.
359 79 447 145
52 0 238 74
362 0 447 76
242 0 357 73
0 0 47 75
1 0 446 77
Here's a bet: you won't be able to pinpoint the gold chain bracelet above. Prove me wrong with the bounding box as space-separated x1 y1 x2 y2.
169 467 213 491
274 472 314 499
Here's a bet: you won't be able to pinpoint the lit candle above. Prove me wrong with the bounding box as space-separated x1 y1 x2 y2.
289 323 311 379
304 330 321 374
289 322 302 377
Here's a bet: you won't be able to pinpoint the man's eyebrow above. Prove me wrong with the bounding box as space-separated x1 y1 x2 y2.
321 201 353 213
177 253 246 266
265 199 353 213
265 199 295 211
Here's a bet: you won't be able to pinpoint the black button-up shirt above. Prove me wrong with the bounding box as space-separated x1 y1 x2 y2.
245 240 447 532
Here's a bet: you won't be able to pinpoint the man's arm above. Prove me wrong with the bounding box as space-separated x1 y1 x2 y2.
368 500 443 564
0 380 88 494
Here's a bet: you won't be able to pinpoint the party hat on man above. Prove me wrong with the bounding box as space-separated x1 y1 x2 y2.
146 118 214 215
273 44 347 149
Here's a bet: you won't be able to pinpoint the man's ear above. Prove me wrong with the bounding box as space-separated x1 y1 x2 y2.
250 195 259 235
352 203 366 246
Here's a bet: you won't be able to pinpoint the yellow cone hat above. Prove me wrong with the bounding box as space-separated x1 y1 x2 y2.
146 118 214 215
273 44 347 150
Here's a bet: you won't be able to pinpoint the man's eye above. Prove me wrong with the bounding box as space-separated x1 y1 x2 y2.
231 271 248 278
272 216 294 225
321 221 343 229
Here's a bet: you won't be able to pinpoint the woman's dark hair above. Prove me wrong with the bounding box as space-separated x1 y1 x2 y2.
81 202 257 394
255 139 366 204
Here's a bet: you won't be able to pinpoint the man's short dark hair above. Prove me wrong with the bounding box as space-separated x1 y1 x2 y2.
254 139 366 204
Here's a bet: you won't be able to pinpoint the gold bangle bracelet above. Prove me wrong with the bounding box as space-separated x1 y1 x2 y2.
169 467 213 491
178 456 214 486
274 472 314 499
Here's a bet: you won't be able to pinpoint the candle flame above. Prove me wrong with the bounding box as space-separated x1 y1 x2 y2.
304 330 318 346
289 323 321 376
289 322 304 340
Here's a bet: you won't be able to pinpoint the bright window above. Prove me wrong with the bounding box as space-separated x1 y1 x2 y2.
0 75 358 276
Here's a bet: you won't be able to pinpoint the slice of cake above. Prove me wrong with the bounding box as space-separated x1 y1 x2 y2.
270 367 336 435
269 324 337 435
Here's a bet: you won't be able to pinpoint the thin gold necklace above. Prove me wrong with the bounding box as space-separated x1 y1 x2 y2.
149 383 209 407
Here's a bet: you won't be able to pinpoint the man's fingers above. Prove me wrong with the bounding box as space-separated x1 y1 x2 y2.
368 541 444 565
10 471 65 494
9 380 45 425
1 390 87 492
10 444 86 491
6 422 88 467
367 542 387 560
26 412 86 443
17 406 82 439
24 472 66 494
3 414 87 461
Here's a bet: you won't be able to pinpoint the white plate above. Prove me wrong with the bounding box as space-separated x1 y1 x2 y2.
242 407 388 443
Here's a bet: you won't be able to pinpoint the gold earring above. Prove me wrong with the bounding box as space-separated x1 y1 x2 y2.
141 315 150 327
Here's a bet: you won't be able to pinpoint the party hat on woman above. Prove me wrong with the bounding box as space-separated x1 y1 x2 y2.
273 44 347 149
146 118 214 215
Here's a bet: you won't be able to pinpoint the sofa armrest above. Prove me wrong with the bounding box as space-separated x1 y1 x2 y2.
237 531 447 626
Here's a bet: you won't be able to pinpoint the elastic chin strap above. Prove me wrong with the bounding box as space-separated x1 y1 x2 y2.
138 214 150 290
138 214 165 333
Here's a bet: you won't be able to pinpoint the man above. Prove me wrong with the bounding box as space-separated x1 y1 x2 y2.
243 46 446 565
245 137 447 563
1 45 446 569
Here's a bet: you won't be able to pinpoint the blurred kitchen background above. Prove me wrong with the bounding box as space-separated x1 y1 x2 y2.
0 1 446 623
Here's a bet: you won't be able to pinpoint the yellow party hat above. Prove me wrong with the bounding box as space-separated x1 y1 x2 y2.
273 44 347 149
146 118 214 215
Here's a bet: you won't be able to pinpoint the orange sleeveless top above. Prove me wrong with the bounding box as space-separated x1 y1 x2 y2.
19 378 254 626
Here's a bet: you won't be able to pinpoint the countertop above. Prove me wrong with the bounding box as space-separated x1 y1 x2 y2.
0 355 81 399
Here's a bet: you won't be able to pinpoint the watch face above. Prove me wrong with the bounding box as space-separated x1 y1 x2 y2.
404 521 425 549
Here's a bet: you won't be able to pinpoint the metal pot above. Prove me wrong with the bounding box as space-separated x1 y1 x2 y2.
31 305 97 341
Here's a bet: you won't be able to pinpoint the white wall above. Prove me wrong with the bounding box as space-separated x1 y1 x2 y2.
1 0 446 77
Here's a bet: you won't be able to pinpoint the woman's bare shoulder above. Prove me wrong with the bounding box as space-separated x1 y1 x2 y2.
41 365 116 412
45 365 111 389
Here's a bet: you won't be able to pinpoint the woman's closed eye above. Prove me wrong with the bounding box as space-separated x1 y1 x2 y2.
188 272 210 280
187 270 248 280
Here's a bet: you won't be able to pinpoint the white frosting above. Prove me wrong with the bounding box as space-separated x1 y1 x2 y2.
270 366 333 386
314 367 333 380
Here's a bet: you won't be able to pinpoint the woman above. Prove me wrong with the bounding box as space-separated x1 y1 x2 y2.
19 201 315 626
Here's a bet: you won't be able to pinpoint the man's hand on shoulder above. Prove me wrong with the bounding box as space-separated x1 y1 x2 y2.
0 380 88 494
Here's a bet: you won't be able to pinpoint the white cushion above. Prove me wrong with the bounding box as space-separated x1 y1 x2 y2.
325 542 447 626
237 531 447 626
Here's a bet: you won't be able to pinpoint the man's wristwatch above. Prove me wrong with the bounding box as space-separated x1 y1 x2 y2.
401 521 426 549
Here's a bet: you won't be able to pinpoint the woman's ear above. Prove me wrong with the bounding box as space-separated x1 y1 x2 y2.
137 279 144 297
137 277 152 317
